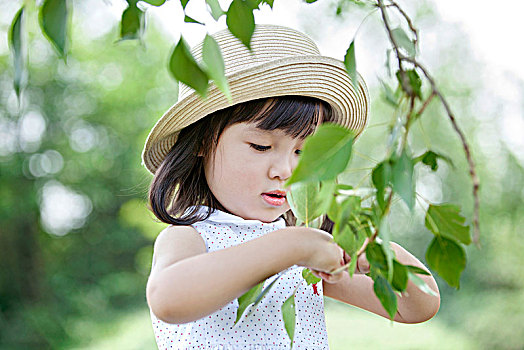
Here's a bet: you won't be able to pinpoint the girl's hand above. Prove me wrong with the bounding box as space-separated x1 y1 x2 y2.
309 251 370 284
342 251 370 274
293 227 346 283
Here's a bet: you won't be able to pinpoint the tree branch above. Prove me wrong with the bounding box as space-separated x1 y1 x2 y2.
376 0 480 245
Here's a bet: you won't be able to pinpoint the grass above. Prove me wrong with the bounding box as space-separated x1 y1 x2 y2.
79 299 476 349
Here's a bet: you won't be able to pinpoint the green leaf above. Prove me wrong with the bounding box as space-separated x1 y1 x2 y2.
415 150 454 171
120 4 143 40
184 15 203 24
373 275 397 320
260 0 274 7
378 219 395 282
371 161 391 211
181 0 190 9
336 184 353 192
391 150 414 210
334 224 357 256
426 237 466 289
303 0 319 3
405 265 431 276
344 40 358 89
347 251 358 277
9 6 25 99
425 204 471 245
396 69 422 99
391 260 408 292
206 0 225 20
39 0 69 59
235 281 264 324
226 0 255 50
202 34 232 102
281 293 296 347
366 241 387 272
287 182 321 224
141 0 166 5
302 268 321 285
333 195 360 229
246 273 283 317
169 37 209 97
285 123 354 186
391 27 416 57
379 78 398 107
408 272 438 297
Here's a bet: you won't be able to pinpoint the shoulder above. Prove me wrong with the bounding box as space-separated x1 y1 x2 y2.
151 225 207 271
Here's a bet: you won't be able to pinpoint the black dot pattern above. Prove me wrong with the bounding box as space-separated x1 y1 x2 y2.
150 207 329 349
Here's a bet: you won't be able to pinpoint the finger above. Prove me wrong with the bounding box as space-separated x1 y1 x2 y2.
343 251 351 265
357 253 370 274
321 271 344 284
310 269 323 280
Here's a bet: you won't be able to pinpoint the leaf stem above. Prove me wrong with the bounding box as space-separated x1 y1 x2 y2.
376 0 480 246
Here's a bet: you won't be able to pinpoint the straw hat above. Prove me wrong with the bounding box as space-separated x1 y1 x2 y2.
142 24 369 174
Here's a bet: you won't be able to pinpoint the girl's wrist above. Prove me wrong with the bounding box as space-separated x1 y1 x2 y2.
270 227 314 267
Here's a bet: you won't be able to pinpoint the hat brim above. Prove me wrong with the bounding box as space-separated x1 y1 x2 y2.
142 55 369 174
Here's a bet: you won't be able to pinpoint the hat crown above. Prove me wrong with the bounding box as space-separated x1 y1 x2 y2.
179 25 321 98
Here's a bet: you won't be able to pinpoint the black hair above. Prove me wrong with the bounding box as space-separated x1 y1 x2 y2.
148 95 334 232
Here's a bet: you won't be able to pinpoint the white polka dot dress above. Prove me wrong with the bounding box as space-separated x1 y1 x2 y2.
150 206 330 349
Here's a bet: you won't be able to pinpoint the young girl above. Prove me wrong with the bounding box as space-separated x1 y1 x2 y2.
143 25 440 349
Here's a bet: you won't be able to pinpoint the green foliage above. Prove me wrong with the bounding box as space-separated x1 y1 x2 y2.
391 150 415 210
391 27 416 57
120 3 144 40
169 37 209 97
235 281 264 324
281 294 296 348
206 0 225 20
184 14 203 24
415 150 453 171
39 0 69 59
226 0 256 50
141 0 167 5
285 123 354 186
425 204 471 245
426 237 466 288
344 40 358 89
202 34 232 101
373 275 397 320
372 161 391 211
287 180 334 224
408 272 438 297
302 268 322 285
396 69 422 100
9 6 24 99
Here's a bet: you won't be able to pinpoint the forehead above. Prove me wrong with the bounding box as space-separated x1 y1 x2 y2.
240 123 294 138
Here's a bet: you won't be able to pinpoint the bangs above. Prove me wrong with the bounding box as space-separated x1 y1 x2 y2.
227 96 332 139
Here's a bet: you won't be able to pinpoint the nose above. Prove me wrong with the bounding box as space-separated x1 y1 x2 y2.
268 153 296 181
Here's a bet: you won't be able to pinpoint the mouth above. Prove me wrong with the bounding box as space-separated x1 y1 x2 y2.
261 190 287 207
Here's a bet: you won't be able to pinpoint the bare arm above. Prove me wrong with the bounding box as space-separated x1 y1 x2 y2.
322 242 440 324
146 225 343 324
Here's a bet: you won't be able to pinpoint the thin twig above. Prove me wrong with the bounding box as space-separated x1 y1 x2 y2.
388 0 419 47
403 57 481 246
376 1 480 246
416 92 436 118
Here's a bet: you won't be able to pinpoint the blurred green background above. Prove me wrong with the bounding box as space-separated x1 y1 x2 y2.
1 0 523 349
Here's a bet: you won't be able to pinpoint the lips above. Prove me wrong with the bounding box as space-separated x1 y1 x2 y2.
261 190 287 206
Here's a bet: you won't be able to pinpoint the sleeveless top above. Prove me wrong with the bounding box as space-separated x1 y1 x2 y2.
150 206 329 350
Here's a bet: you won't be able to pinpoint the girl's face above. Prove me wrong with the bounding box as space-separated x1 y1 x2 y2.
204 122 304 223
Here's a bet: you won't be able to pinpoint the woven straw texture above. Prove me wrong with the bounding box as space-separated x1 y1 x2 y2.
142 24 369 174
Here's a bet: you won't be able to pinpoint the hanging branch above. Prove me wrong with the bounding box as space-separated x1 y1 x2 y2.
376 0 480 245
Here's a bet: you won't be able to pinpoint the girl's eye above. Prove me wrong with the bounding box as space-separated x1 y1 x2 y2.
295 149 302 155
250 143 271 152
